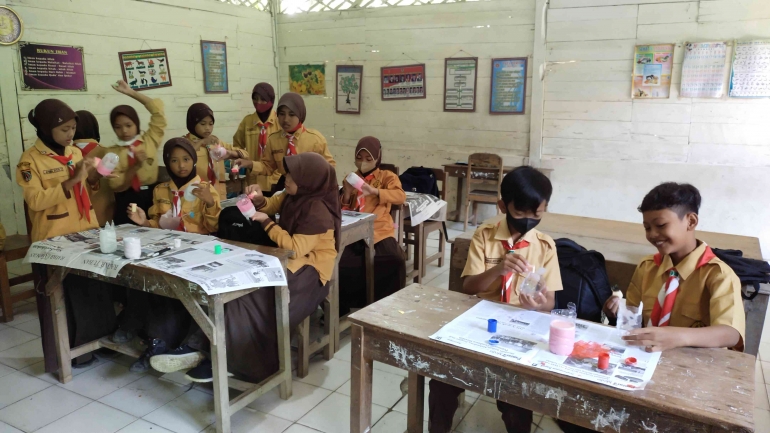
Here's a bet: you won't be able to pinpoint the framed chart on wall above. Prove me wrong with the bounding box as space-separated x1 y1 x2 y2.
490 57 527 114
336 65 363 114
631 44 674 99
381 64 426 100
729 40 770 98
118 49 171 91
19 42 87 91
200 40 228 94
444 57 478 112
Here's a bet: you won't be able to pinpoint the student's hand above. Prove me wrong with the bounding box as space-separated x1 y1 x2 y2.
622 327 683 352
245 184 265 207
603 296 622 319
192 182 215 207
112 79 133 95
498 253 531 276
224 150 240 160
342 179 356 196
234 158 253 170
251 211 270 223
127 204 148 226
518 287 548 311
361 182 379 197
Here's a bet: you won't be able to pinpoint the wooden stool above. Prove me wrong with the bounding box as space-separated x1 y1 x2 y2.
0 234 35 322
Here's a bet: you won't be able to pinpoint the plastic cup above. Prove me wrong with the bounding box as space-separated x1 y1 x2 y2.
96 153 119 176
346 172 365 191
549 307 577 356
236 194 257 219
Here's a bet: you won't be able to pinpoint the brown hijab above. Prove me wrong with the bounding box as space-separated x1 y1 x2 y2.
355 136 382 175
279 153 341 250
28 99 78 155
276 93 307 124
186 103 214 138
162 138 198 189
109 105 140 132
74 110 100 142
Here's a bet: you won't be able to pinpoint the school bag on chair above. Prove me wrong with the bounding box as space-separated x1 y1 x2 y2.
217 207 276 247
554 238 613 324
399 166 449 241
711 248 770 300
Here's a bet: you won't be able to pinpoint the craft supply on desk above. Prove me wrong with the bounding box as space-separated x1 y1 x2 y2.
96 153 119 176
123 237 141 259
231 164 240 174
99 222 117 254
174 238 182 248
214 244 222 255
549 303 577 356
598 352 610 370
487 318 497 332
520 267 546 295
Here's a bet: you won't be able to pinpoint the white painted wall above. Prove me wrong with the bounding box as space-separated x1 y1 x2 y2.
0 0 277 234
541 0 770 258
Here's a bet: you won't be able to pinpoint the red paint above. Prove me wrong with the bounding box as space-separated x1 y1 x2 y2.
598 352 610 370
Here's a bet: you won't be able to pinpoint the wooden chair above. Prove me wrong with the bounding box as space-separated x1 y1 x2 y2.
0 205 35 322
463 153 504 232
295 287 333 378
403 168 447 283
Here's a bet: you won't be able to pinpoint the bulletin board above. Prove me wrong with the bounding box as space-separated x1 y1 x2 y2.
729 40 770 98
381 64 426 100
444 57 478 112
631 44 674 99
118 49 172 91
19 42 87 91
490 57 527 115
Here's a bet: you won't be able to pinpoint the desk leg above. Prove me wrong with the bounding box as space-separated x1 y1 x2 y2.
350 324 373 433
332 263 341 356
454 177 464 222
275 285 293 399
414 224 424 284
209 296 231 433
47 268 72 384
364 234 375 305
407 372 425 433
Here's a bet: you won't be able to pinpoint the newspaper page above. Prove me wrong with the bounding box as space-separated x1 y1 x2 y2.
404 192 447 226
342 210 374 227
430 300 661 391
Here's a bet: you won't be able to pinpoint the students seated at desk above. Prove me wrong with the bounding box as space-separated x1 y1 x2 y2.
17 99 117 369
147 152 340 382
428 167 562 433
339 136 406 314
72 110 115 227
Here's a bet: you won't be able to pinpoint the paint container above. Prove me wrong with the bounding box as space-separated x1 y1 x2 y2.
488 339 499 346
598 352 610 370
487 319 497 333
214 245 222 255
96 153 119 176
237 194 257 220
231 164 240 174
173 239 182 249
346 172 365 191
549 304 577 356
99 222 117 254
131 203 137 213
624 357 637 366
123 237 141 260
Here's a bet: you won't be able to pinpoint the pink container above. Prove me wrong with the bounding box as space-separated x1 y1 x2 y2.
345 172 365 191
549 320 576 355
236 194 257 219
210 145 227 161
96 153 119 176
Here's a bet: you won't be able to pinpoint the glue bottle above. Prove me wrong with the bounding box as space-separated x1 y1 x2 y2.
96 153 119 176
519 267 546 295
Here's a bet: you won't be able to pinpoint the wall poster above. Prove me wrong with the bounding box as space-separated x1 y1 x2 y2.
289 64 326 95
444 57 477 112
336 65 362 114
19 42 87 91
729 40 770 98
490 57 527 114
201 40 228 94
632 44 674 99
681 42 728 98
119 49 171 91
381 64 425 100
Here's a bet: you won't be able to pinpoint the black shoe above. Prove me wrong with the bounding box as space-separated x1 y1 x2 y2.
183 359 233 383
71 355 97 369
111 329 135 344
150 344 206 374
130 338 167 373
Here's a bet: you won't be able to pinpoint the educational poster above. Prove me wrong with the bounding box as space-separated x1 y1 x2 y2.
200 40 228 94
289 64 326 95
490 57 527 114
119 49 171 91
336 65 362 114
444 57 477 112
430 300 662 391
729 40 770 98
681 42 728 98
381 64 426 100
18 42 87 91
632 44 674 99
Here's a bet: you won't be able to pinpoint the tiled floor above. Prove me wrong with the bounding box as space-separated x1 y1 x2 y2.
0 221 768 432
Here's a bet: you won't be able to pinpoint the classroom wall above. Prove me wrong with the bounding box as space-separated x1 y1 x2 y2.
0 0 277 234
276 0 536 209
540 0 770 258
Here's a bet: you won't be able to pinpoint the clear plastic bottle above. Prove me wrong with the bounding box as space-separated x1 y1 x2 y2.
210 145 227 161
99 222 117 254
236 194 257 220
96 153 119 176
184 184 199 202
519 267 546 295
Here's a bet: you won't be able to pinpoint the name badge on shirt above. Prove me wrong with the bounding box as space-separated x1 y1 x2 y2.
486 258 502 265
140 185 149 191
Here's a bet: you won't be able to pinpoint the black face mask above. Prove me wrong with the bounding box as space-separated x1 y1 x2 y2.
506 212 540 236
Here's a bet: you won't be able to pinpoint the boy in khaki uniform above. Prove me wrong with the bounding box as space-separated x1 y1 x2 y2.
604 183 745 352
429 167 562 433
232 83 282 192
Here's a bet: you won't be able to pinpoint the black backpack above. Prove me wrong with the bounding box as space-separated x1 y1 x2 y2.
217 207 277 247
711 248 770 300
554 238 613 324
399 167 439 196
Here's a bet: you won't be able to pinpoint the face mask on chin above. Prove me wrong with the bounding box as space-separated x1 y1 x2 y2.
254 102 273 113
506 212 540 236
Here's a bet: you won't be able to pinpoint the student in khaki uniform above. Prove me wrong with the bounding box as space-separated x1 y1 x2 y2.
429 167 562 433
604 183 745 352
73 110 115 227
184 103 248 197
339 136 406 314
108 79 167 225
148 152 340 383
236 93 335 193
18 99 116 370
232 83 281 193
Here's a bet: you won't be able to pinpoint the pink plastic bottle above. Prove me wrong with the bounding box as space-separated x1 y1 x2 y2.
95 153 119 176
549 320 576 355
236 194 257 219
210 145 227 161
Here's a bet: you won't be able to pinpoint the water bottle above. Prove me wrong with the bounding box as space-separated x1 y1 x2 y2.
519 267 546 295
184 184 199 202
99 222 117 254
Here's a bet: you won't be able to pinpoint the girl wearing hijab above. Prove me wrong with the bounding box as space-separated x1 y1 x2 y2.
73 110 115 227
339 137 406 314
184 103 248 197
18 99 116 370
232 83 281 193
237 92 335 194
108 79 167 225
149 153 340 382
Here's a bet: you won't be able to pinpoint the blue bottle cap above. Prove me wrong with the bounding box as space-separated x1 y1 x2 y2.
488 339 499 345
487 318 498 333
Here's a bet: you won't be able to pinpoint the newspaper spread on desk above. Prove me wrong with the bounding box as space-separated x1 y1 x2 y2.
24 225 286 295
430 300 661 391
404 192 447 226
341 210 374 227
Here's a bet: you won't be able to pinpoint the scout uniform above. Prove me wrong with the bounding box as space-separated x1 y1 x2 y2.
341 167 405 244
253 127 336 182
626 241 746 351
232 111 281 191
74 139 115 227
462 214 563 303
184 133 247 198
108 99 166 192
147 176 221 234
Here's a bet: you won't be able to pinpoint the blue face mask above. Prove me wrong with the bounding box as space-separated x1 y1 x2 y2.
506 212 540 236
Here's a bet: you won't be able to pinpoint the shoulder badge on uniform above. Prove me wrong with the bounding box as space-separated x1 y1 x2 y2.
17 162 31 182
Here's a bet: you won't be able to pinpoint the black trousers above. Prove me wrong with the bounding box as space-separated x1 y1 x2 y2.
113 184 157 226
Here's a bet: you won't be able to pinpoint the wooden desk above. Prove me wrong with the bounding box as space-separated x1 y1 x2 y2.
349 284 755 433
43 241 294 433
449 213 767 355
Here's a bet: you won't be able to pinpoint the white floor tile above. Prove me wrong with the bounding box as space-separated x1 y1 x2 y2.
295 357 351 391
426 271 451 289
762 362 770 385
202 408 293 433
58 361 146 400
761 343 770 363
0 385 91 432
0 324 7 332
159 371 193 387
143 389 215 433
247 380 331 422
8 303 38 325
758 381 770 410
757 408 770 433
536 416 560 433
0 328 37 352
455 400 510 433
373 361 408 378
392 382 476 430
0 364 14 380
36 401 136 433
335 336 351 362
22 354 110 386
282 425 322 433
0 371 52 409
372 411 408 433
0 338 44 370
298 392 387 433
100 375 189 418
117 419 175 433
10 320 40 337
0 421 22 433
337 369 406 409
756 360 765 386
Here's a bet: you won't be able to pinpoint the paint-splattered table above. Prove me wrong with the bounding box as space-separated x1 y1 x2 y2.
349 284 755 433
39 240 294 433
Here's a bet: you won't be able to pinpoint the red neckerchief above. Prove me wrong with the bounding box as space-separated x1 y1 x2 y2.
48 154 91 223
126 140 143 192
171 190 186 231
355 172 377 211
206 149 217 185
257 121 272 158
500 237 530 303
285 123 304 156
650 245 716 327
79 142 99 157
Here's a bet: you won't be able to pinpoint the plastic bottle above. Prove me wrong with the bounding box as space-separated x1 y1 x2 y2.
210 145 227 161
99 222 117 254
96 153 119 176
519 267 546 295
346 172 365 191
184 184 199 202
236 194 257 220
